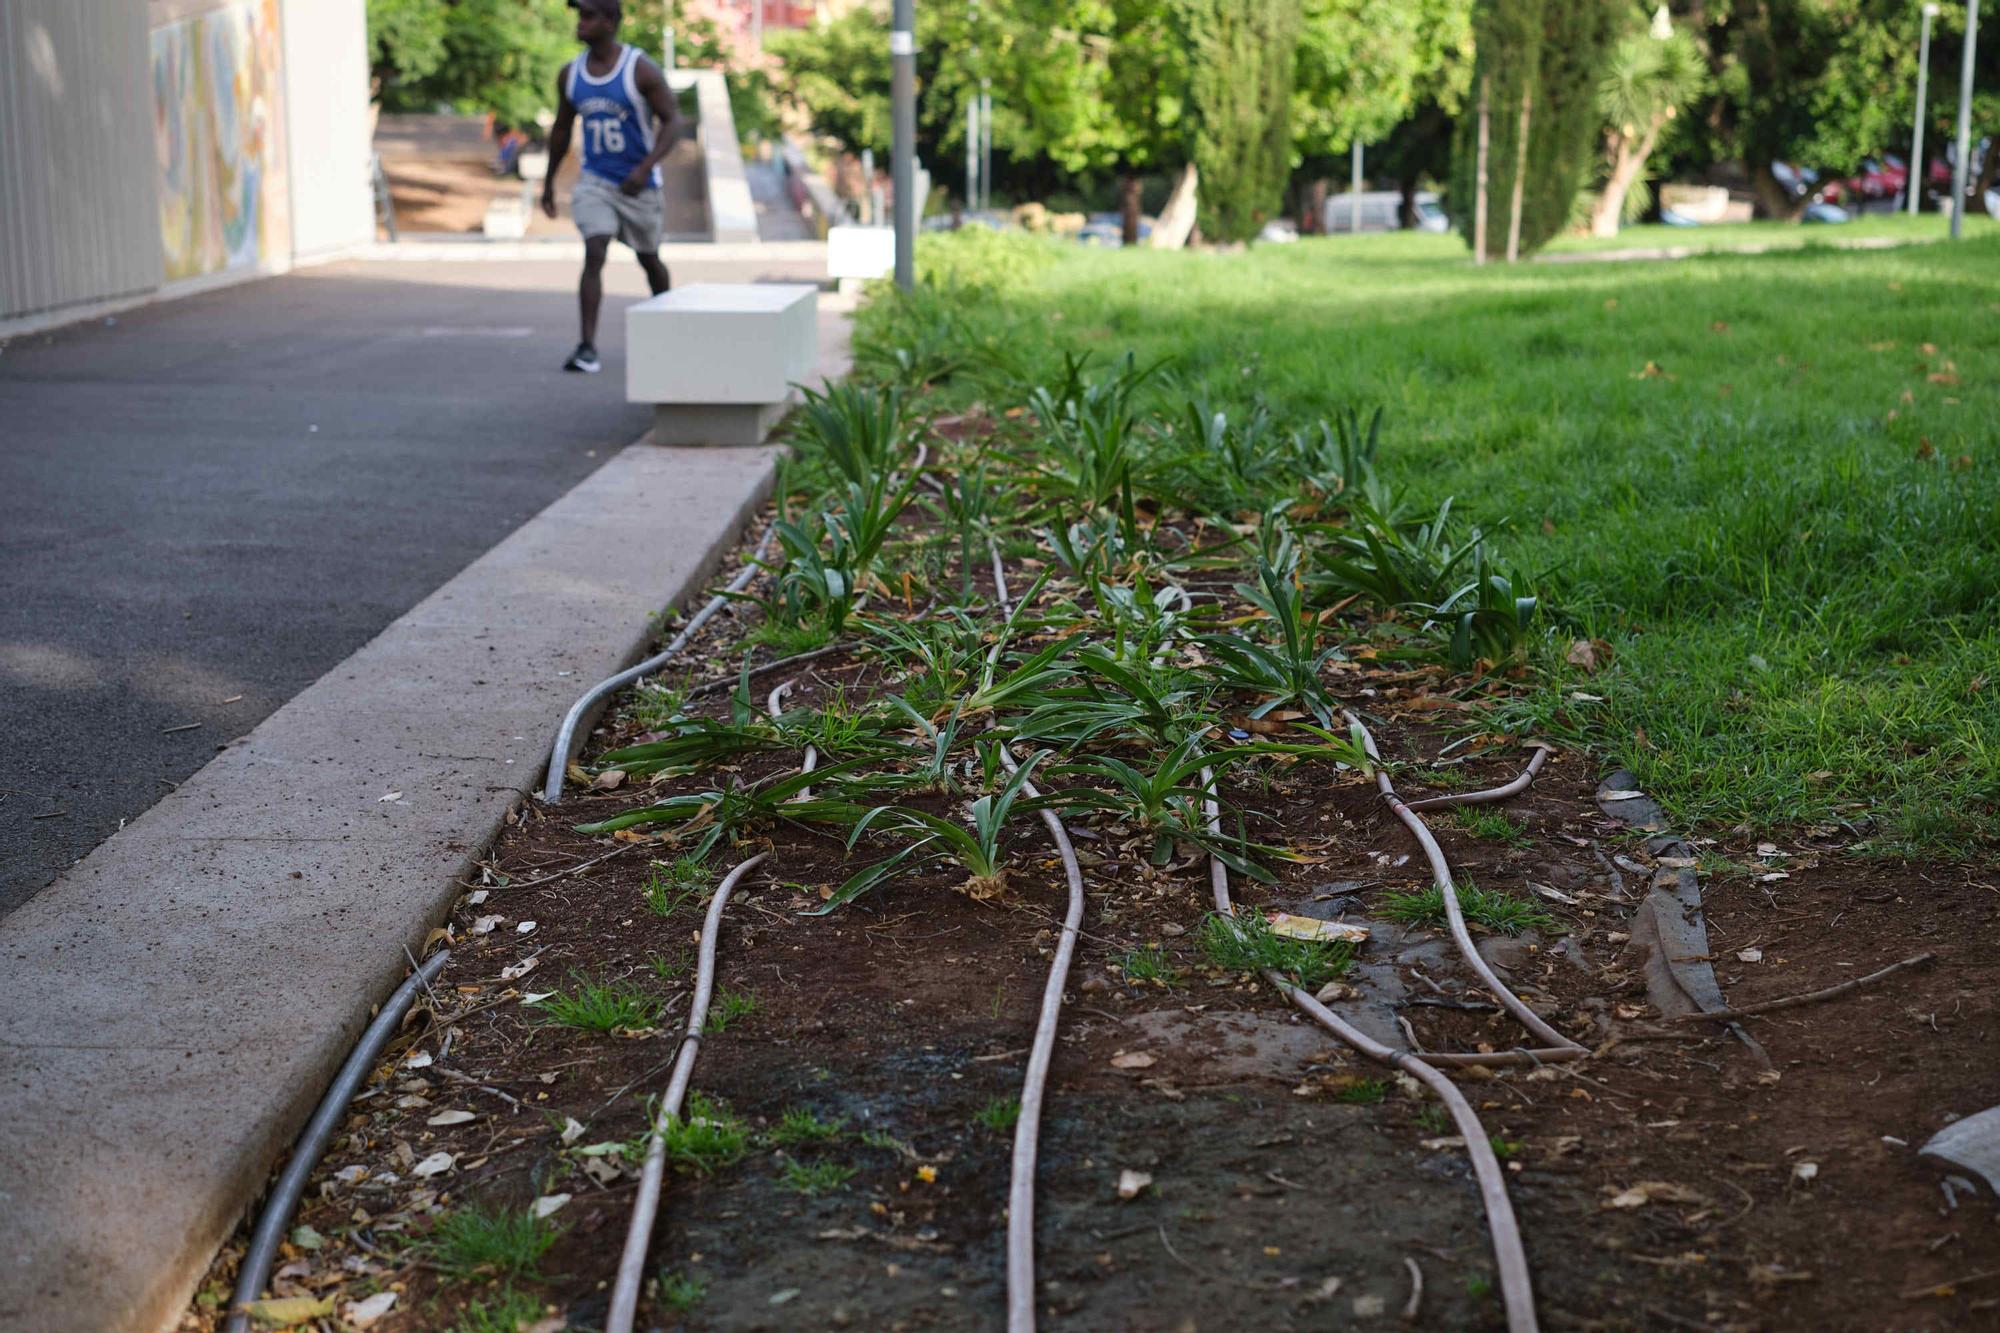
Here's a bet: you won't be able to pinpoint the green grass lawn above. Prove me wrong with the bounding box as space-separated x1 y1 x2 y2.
858 228 2000 854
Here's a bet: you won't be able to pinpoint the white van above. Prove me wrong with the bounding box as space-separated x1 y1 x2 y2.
1322 190 1449 234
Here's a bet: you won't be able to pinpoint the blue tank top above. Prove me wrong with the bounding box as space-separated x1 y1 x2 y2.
566 45 660 189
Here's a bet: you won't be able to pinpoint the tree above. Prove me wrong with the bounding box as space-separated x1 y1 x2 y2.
1290 0 1473 228
1686 0 1978 218
767 8 896 157
1587 11 1706 235
369 0 574 128
1187 0 1305 243
1451 0 1619 258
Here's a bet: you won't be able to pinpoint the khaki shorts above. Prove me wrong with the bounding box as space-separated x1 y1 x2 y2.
572 174 664 253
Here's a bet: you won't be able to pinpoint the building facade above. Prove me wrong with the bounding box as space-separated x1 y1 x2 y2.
0 0 373 329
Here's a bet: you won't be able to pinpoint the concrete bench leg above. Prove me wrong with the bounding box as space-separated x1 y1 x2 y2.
653 399 794 447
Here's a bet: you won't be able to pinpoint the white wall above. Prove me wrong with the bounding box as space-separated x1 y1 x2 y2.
0 0 162 320
280 0 374 259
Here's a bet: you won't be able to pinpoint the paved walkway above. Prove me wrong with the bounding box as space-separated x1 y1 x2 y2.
0 251 826 920
0 249 850 1332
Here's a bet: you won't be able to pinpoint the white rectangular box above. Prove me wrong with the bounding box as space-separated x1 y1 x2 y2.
827 225 897 281
626 282 819 406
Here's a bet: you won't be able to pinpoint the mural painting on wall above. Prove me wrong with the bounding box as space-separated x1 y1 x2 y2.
152 0 290 281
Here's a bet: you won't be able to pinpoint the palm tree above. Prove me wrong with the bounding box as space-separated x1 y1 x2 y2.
1587 8 1706 237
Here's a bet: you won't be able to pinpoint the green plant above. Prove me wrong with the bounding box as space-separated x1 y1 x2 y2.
1044 736 1276 880
778 1158 858 1196
859 1128 910 1153
644 856 714 917
813 747 1052 912
769 1105 846 1147
1116 945 1180 988
1380 881 1556 936
1455 809 1532 848
704 988 758 1033
1334 1078 1389 1105
975 1096 1022 1132
792 381 909 488
624 679 688 732
1288 406 1385 503
1187 0 1305 244
657 1270 707 1314
421 1205 564 1280
648 953 690 982
657 1092 750 1174
534 973 666 1034
1490 1134 1523 1160
1416 1103 1450 1134
1200 910 1353 989
1200 557 1345 725
453 1286 546 1333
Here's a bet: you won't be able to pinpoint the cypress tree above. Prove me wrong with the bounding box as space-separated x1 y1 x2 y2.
1188 0 1305 245
1452 0 1619 258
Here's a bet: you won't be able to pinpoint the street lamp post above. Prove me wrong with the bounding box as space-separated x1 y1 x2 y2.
1911 3 1939 214
891 0 916 287
1350 140 1363 234
1950 0 1981 238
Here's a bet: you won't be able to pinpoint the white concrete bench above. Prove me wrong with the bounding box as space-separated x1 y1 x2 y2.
627 282 819 446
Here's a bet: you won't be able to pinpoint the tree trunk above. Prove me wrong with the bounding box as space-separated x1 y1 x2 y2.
1301 177 1328 234
1751 163 1810 222
1120 174 1144 247
1506 87 1530 262
1398 175 1419 229
1590 120 1662 237
1474 74 1490 264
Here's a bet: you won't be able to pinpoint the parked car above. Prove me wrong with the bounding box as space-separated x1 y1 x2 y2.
1076 211 1153 246
1321 190 1449 234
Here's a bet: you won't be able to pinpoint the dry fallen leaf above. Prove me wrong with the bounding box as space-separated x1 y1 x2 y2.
592 769 627 791
1110 1051 1158 1070
1116 1169 1153 1200
402 1049 433 1069
344 1292 397 1329
242 1295 335 1326
1604 1180 1703 1209
533 1193 572 1218
1566 638 1613 673
1737 948 1764 963
427 1109 476 1127
411 1151 455 1179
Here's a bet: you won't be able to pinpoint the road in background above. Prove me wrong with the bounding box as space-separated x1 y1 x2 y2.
0 252 825 917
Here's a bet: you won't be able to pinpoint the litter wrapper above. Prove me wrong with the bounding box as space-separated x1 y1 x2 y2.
1265 912 1370 944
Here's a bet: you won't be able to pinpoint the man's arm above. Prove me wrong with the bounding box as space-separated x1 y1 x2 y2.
541 64 576 218
620 56 686 196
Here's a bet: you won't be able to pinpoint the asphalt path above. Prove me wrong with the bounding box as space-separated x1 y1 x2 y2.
0 254 821 918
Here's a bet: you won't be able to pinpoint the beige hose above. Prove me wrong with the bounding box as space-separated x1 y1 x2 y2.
1405 744 1550 811
1198 773 1539 1333
606 852 769 1333
1342 712 1583 1055
767 680 818 802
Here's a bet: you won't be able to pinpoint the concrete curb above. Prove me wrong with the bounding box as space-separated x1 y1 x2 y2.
0 442 778 1333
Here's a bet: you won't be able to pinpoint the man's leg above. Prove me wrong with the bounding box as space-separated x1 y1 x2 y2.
578 235 612 346
635 250 671 296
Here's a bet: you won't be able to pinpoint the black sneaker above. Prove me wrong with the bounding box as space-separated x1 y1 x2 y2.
563 343 601 373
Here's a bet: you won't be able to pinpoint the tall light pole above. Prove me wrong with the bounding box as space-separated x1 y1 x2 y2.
1950 0 1981 238
979 80 993 211
1350 140 1363 234
1912 2 1939 214
891 0 916 287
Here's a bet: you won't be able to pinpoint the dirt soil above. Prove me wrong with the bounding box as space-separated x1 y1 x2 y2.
183 518 2000 1332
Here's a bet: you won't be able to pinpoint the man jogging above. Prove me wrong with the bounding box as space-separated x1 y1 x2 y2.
540 0 685 373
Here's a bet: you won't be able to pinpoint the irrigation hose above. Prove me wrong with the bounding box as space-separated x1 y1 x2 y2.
543 524 777 803
1197 773 1540 1333
997 743 1087 1333
767 680 818 801
222 949 452 1333
1341 711 1584 1056
606 851 769 1333
1405 745 1551 812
